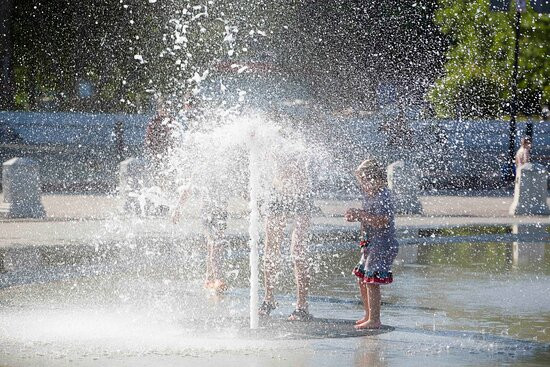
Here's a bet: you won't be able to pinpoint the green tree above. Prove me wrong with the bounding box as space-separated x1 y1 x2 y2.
6 0 446 113
8 0 301 113
0 0 15 110
288 0 446 110
428 0 550 118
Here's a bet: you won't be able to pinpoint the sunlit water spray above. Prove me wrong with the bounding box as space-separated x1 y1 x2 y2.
247 128 262 329
144 112 322 329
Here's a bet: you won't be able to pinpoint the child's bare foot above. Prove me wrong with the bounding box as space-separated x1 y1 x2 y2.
355 315 369 325
212 279 227 293
288 308 313 321
354 319 381 330
205 279 227 293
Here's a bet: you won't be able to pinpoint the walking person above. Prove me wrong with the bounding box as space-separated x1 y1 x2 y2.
144 98 178 215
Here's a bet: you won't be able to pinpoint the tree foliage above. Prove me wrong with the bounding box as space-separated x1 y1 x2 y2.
428 0 550 119
12 0 170 112
290 0 446 110
9 0 302 113
6 0 446 113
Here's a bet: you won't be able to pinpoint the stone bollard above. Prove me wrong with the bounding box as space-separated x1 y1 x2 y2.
394 244 419 264
509 163 550 216
394 228 419 264
512 224 547 266
0 157 45 218
119 157 147 215
387 160 423 215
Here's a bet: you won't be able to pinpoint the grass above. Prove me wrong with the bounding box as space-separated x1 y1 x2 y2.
427 226 512 237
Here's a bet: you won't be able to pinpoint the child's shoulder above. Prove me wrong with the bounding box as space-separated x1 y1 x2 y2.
380 187 393 199
370 187 392 201
363 188 394 212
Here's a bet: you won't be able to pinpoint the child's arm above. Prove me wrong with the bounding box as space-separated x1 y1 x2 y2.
345 208 390 228
171 186 191 224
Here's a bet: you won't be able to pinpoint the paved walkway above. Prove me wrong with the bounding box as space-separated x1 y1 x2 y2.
2 191 547 219
1 192 549 250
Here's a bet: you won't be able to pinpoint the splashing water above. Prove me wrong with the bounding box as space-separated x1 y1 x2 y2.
155 111 327 329
247 125 262 329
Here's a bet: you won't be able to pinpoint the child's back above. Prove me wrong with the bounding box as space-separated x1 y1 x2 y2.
360 187 399 263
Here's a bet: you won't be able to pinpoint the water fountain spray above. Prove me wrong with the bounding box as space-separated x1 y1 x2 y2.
247 128 261 329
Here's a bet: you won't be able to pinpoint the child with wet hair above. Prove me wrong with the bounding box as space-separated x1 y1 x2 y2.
345 159 399 329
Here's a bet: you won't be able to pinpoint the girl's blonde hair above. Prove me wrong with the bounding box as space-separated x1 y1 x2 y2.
355 159 387 185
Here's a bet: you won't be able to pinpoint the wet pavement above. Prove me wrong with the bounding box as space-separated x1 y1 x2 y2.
1 192 550 366
1 247 550 367
1 192 549 251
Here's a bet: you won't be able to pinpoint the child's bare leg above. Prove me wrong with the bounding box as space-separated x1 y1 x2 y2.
263 214 285 304
204 231 216 288
367 284 382 326
355 284 381 329
356 281 369 324
204 233 214 287
291 214 311 311
204 222 226 288
207 233 227 292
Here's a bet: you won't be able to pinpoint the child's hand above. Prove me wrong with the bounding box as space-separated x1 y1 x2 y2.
345 208 362 222
172 187 190 224
171 208 181 224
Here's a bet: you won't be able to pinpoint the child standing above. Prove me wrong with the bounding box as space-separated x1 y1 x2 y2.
259 152 314 321
345 159 399 329
172 183 229 294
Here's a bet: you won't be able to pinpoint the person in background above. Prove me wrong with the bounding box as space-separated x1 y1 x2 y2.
145 99 176 161
515 136 532 178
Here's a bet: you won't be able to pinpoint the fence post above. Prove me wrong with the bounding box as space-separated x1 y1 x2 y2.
387 160 423 215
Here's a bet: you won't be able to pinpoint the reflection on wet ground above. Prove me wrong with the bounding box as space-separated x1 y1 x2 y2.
0 243 549 366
